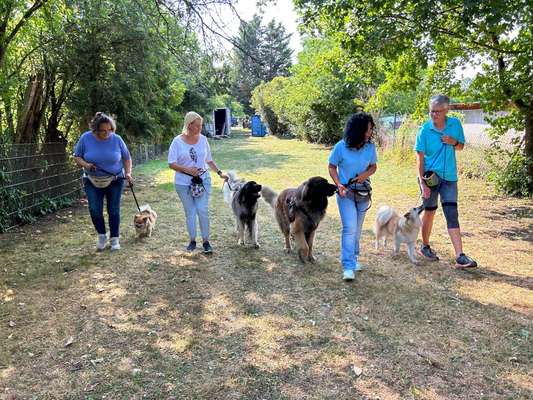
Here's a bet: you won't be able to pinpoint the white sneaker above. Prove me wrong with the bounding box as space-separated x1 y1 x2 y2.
343 269 355 281
96 234 107 251
110 237 120 251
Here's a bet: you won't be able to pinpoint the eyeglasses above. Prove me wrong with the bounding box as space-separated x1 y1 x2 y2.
430 109 446 115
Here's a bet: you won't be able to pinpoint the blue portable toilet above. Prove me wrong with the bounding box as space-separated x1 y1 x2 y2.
251 114 267 137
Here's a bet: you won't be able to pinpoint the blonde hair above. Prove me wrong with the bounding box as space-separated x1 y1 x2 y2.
182 111 203 134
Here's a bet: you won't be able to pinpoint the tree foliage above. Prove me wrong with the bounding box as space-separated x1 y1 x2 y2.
0 0 238 145
294 0 533 195
252 38 366 144
231 14 292 115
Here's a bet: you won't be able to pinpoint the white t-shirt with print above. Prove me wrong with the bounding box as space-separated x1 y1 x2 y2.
168 134 213 185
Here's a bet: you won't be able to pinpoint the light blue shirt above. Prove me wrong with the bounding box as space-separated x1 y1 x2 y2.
73 131 130 177
328 140 378 185
414 116 465 182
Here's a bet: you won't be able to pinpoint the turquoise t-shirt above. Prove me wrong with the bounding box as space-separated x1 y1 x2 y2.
328 140 378 185
414 116 465 182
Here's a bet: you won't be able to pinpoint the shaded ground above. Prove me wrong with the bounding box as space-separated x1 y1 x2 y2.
1 130 532 399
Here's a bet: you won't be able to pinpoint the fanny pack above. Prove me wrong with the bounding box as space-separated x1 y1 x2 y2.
422 170 440 188
345 177 372 211
85 174 116 188
189 175 206 198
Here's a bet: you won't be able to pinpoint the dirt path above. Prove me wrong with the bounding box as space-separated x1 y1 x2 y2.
1 132 532 399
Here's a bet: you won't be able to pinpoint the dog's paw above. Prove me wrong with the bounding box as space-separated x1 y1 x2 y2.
308 255 317 263
253 243 260 249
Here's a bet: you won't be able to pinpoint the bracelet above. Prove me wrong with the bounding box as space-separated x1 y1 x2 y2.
217 170 222 176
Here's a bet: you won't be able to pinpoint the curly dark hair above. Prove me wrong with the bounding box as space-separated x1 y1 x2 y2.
343 112 374 149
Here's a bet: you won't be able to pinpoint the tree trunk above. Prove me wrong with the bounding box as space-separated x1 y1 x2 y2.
15 72 45 143
524 105 533 190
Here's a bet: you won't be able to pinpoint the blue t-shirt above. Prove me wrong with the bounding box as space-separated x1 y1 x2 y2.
73 131 131 177
414 116 465 182
328 140 378 185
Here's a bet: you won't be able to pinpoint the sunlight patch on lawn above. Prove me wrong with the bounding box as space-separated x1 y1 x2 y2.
457 280 533 315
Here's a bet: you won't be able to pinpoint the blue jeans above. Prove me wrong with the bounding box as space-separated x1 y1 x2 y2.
83 178 125 238
175 179 211 240
337 194 368 271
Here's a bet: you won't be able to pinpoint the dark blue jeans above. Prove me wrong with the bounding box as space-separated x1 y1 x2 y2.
83 178 125 237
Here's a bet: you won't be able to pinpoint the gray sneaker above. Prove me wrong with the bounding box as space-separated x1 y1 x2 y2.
418 245 439 261
455 253 477 269
96 234 107 251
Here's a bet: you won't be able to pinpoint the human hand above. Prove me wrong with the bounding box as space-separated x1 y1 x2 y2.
125 173 133 184
420 181 431 199
441 135 457 146
186 167 202 176
337 184 347 197
355 174 368 183
219 173 229 181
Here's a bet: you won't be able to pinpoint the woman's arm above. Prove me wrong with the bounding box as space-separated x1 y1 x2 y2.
207 160 228 180
169 162 200 176
123 158 133 183
328 163 346 197
74 156 95 171
355 163 377 183
416 151 430 199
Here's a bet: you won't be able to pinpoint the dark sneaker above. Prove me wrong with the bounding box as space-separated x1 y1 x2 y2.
202 241 213 254
455 253 477 269
418 244 439 261
186 240 196 252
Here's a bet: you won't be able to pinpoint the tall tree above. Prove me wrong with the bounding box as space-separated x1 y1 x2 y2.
232 14 293 115
294 0 533 194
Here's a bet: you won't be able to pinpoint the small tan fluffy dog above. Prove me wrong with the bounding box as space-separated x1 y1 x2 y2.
133 204 157 238
374 205 424 264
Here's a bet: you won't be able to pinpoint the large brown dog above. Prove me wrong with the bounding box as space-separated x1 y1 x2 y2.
261 177 337 263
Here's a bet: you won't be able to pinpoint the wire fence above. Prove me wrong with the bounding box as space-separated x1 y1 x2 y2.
0 141 165 233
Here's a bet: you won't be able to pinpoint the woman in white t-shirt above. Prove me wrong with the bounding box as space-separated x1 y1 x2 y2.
168 111 228 253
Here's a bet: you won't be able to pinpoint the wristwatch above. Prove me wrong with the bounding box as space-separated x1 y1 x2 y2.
217 170 223 176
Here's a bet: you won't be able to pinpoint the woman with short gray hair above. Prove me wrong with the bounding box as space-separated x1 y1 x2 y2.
415 94 477 269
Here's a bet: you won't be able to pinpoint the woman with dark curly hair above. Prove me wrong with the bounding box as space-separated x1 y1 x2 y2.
328 112 378 281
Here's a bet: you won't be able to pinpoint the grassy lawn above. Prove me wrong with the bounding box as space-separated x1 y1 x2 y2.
1 130 532 399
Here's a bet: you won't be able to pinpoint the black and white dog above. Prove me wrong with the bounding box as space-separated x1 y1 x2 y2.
223 171 263 248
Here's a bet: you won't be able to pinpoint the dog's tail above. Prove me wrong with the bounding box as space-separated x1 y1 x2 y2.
223 170 239 204
375 205 395 229
260 186 278 208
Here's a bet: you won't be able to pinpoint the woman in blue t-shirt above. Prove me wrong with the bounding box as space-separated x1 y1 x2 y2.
328 112 378 281
74 112 132 251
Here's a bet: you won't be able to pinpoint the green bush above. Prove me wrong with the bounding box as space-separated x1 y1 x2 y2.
251 38 361 145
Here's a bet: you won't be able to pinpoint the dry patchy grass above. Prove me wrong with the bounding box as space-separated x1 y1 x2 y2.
1 130 531 399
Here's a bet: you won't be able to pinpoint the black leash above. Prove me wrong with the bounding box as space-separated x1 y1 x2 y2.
129 183 141 212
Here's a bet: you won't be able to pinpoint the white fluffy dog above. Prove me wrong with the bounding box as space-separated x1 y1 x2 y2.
374 205 424 264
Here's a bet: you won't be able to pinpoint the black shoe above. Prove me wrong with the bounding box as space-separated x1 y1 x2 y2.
418 244 439 261
186 240 196 252
202 241 213 254
455 253 477 269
